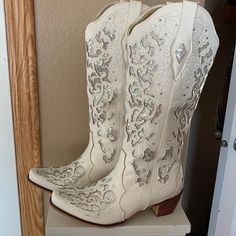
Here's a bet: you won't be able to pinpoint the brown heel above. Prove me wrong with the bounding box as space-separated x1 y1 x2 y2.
151 193 182 217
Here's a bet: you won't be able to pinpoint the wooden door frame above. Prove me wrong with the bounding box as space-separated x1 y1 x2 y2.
4 0 44 235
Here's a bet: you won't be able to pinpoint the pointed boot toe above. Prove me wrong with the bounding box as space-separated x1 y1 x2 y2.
28 0 149 191
51 179 125 225
29 167 57 190
28 161 86 190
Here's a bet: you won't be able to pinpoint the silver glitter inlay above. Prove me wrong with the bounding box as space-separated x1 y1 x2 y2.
132 161 152 187
175 43 187 64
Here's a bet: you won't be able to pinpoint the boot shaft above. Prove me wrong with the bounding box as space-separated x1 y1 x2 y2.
121 1 219 213
29 1 150 190
84 1 149 180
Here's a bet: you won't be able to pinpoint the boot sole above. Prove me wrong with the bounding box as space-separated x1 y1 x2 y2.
49 192 182 226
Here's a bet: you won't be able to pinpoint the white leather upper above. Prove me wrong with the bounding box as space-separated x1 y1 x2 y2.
52 1 219 225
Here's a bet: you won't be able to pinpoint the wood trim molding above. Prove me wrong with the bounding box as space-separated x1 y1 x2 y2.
4 0 44 235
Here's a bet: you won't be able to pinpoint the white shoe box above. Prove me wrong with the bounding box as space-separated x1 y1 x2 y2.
46 203 191 236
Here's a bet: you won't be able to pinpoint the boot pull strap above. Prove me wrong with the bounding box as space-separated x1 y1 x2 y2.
92 0 138 22
92 2 115 22
127 4 165 36
171 0 198 81
127 1 142 25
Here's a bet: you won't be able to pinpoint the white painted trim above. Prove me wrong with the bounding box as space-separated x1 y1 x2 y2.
0 0 21 235
46 203 190 236
208 45 236 236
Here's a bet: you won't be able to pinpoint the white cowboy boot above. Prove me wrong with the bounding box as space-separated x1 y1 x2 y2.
29 1 149 191
51 1 219 225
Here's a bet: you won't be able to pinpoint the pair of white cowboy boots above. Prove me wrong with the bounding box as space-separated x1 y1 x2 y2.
29 0 219 225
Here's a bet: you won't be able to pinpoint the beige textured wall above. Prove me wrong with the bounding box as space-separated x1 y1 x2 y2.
34 0 205 224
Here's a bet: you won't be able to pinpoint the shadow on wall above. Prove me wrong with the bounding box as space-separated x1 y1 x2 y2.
182 0 236 235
